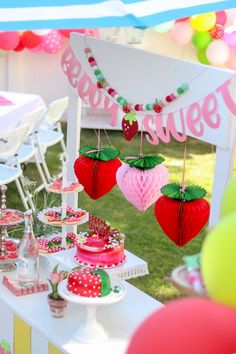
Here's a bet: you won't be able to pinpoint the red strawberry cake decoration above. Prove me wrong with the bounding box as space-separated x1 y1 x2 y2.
67 268 112 298
154 183 210 247
74 145 122 200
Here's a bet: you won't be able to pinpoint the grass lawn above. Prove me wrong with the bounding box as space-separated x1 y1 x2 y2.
6 127 215 303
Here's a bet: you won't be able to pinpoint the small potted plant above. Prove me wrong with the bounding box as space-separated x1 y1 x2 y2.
47 264 68 318
0 340 11 354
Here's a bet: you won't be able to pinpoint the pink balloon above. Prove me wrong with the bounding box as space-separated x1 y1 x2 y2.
216 11 227 26
41 30 64 54
0 31 20 50
224 31 236 46
206 40 230 66
226 47 236 70
32 30 52 36
170 21 194 46
84 29 100 39
59 29 85 38
225 9 236 27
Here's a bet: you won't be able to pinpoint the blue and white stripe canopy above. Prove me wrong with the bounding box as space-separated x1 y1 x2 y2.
0 0 235 30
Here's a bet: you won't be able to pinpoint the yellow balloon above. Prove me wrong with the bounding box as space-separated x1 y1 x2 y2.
190 12 216 32
201 212 236 308
221 176 236 218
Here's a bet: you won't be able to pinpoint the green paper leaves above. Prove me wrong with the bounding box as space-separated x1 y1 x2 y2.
161 183 207 201
124 111 137 125
80 145 120 161
122 154 165 170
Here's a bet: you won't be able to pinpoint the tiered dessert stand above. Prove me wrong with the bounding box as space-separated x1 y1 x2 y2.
0 185 24 272
37 154 88 253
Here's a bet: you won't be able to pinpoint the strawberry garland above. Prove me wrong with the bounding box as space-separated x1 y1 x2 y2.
116 154 169 212
154 183 210 247
84 46 189 141
74 145 122 200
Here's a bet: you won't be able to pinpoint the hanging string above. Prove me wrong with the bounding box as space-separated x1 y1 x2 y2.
211 144 215 177
181 139 188 190
104 129 113 146
93 128 102 148
97 128 101 149
139 121 143 157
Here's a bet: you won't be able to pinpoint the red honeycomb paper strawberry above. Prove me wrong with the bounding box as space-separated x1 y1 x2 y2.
67 268 112 298
74 145 121 200
122 111 139 141
154 183 210 247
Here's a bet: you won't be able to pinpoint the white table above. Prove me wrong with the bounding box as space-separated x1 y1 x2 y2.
0 257 162 354
0 91 45 133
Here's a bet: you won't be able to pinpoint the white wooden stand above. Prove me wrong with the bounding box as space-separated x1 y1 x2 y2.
65 34 236 228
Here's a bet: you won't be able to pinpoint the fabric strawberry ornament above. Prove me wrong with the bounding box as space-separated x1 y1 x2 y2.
67 268 112 298
74 145 122 200
154 183 210 246
122 111 138 141
116 155 169 212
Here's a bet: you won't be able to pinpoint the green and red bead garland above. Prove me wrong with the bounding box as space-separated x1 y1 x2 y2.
84 46 189 141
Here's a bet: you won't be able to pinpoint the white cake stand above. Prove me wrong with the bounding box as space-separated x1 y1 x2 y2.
58 279 126 343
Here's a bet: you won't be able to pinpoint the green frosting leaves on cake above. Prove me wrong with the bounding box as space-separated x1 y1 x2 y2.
80 145 120 161
91 269 112 297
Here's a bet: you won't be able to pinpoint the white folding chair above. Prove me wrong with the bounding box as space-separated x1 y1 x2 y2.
17 106 48 192
39 96 68 150
35 97 68 181
0 125 33 210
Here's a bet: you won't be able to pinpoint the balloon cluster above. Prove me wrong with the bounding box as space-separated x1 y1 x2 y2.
153 9 236 69
0 29 99 56
127 176 236 353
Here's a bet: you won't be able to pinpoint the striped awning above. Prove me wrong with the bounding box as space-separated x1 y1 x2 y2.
0 0 235 30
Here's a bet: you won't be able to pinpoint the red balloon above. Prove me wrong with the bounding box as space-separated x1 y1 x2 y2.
176 17 190 22
127 298 236 354
216 11 227 26
14 38 25 52
59 29 85 38
0 31 20 50
21 31 41 49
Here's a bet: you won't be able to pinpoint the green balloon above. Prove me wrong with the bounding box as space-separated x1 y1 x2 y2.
197 48 210 65
192 31 212 49
201 213 236 309
221 176 236 218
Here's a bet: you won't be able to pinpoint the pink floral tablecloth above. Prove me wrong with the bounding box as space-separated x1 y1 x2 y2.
0 91 46 133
